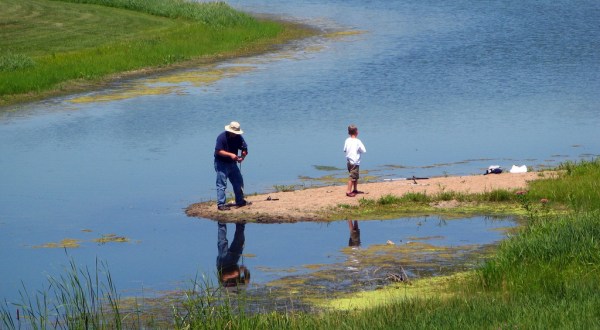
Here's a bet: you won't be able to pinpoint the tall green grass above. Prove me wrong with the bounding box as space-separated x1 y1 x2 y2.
1 258 121 330
171 274 246 330
527 158 600 211
1 261 254 329
479 159 600 294
479 211 600 292
1 22 282 95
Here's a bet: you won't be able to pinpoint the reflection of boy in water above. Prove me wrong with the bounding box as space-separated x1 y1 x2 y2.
348 220 361 247
217 222 250 288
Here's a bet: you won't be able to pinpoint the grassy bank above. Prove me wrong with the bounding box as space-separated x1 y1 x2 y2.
318 160 600 328
3 160 599 328
331 189 533 220
0 0 315 106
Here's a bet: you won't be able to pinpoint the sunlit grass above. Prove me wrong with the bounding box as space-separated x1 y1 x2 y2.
334 188 531 220
0 0 314 105
53 0 258 27
479 211 600 292
527 158 600 211
0 53 36 72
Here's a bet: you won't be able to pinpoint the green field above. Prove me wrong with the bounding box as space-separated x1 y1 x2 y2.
0 0 313 106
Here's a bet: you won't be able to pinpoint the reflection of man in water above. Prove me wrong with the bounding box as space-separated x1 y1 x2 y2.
217 222 250 288
348 220 361 247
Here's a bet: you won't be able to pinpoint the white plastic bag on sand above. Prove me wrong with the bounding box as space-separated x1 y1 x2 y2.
510 165 528 173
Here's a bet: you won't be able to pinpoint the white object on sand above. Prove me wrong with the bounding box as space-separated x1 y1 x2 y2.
509 165 528 173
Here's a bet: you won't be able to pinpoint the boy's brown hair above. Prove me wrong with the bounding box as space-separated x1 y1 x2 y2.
348 124 358 136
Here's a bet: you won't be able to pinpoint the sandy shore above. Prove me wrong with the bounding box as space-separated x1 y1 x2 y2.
185 172 543 222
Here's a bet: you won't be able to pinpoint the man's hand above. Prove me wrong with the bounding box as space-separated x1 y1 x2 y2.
238 150 247 163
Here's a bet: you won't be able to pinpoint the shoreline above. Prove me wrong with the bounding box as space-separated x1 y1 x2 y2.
185 171 544 223
1 19 320 109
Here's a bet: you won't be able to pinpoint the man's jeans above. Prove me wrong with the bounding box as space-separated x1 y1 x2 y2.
217 222 245 269
215 159 245 206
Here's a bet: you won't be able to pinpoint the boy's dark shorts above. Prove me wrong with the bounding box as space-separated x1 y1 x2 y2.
347 162 360 181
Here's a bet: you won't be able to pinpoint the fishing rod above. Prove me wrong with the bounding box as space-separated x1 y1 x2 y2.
384 176 429 184
238 151 247 195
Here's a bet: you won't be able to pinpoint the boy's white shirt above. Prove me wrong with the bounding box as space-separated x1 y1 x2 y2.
344 137 366 165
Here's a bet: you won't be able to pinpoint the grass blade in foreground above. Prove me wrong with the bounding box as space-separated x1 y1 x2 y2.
1 258 122 329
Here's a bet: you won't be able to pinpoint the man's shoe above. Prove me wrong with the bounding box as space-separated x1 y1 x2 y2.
218 205 230 211
346 192 357 197
352 190 364 194
236 200 252 208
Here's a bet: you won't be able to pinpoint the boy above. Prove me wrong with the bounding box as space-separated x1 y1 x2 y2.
343 124 366 197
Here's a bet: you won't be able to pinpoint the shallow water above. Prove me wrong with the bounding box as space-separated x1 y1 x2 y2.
1 0 599 303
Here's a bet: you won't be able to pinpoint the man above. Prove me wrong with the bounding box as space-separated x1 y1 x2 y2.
347 220 361 247
217 221 250 289
214 121 250 211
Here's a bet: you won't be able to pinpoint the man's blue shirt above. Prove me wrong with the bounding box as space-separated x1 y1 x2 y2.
214 131 248 163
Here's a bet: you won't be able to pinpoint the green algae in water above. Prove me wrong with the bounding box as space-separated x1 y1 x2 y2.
318 271 474 311
313 165 343 171
34 238 82 249
299 172 378 185
256 217 515 310
94 234 130 244
34 233 132 248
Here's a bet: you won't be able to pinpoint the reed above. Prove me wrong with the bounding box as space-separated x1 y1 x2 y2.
171 274 245 330
1 258 121 329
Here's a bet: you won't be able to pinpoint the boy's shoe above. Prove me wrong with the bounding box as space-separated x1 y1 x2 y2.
352 190 364 194
236 200 252 208
218 205 231 211
346 192 357 197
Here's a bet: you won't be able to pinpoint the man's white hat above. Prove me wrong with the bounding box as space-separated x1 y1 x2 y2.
225 121 243 134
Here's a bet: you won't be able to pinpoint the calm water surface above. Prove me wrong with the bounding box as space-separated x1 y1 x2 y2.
1 0 599 302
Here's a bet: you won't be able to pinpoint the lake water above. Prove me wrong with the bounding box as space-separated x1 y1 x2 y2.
1 0 599 304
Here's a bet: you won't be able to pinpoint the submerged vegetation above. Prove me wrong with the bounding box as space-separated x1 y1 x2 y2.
3 159 599 328
0 0 315 106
